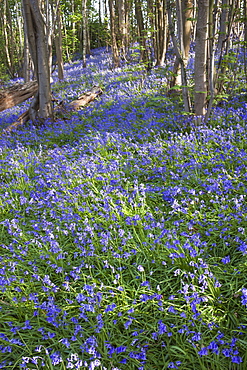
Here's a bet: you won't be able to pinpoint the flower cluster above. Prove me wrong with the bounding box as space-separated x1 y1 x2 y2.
0 47 247 369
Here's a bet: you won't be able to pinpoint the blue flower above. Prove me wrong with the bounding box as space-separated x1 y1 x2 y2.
198 347 208 356
221 255 230 264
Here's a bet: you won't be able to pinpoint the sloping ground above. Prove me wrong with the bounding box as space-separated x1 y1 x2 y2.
0 48 247 369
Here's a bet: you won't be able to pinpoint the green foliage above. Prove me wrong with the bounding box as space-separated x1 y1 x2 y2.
89 19 110 48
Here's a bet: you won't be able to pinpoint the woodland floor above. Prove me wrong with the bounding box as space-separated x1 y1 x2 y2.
0 47 247 369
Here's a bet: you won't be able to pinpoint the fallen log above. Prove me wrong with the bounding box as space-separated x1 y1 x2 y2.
1 86 103 135
0 81 38 112
55 86 103 112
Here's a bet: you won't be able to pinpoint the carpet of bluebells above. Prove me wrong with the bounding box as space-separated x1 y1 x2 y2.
0 47 247 369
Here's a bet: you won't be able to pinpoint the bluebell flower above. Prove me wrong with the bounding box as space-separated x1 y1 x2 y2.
231 355 242 364
198 347 208 356
158 320 167 334
221 255 230 264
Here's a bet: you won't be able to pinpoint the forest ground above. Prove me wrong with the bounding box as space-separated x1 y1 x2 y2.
0 47 247 369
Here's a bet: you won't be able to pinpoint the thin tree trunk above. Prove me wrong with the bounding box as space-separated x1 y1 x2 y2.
155 0 167 66
244 0 247 84
22 0 53 122
61 12 71 62
82 0 87 68
117 0 129 60
182 0 193 65
167 0 191 112
170 0 192 87
22 6 32 82
135 0 149 63
216 0 238 93
54 1 64 80
3 0 14 77
205 0 217 122
217 0 229 55
194 0 209 116
109 0 120 68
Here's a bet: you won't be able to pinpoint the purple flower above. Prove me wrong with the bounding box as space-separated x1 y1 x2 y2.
158 320 167 335
60 338 70 348
221 255 230 264
231 355 242 364
198 347 208 356
50 351 62 365
124 319 132 329
105 303 116 312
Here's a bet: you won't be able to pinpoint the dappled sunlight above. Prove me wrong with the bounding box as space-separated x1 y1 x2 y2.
0 48 247 369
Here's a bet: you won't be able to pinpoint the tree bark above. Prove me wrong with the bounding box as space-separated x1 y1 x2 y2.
54 2 64 81
22 0 54 122
205 0 217 122
3 0 15 77
170 0 192 87
82 0 87 68
109 0 120 67
155 0 168 66
56 87 103 112
117 0 129 60
167 0 191 112
135 0 149 63
217 0 229 55
194 0 209 116
0 81 38 112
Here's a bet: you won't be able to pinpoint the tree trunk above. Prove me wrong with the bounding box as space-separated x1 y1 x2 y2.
82 0 87 68
205 0 217 122
22 17 33 82
45 0 53 81
244 0 247 84
135 0 149 63
3 0 15 77
170 0 192 87
194 0 209 116
216 0 237 93
155 0 168 66
57 87 103 111
167 0 191 112
117 0 129 60
217 0 229 55
54 1 64 80
109 0 120 68
22 0 53 122
182 0 193 64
